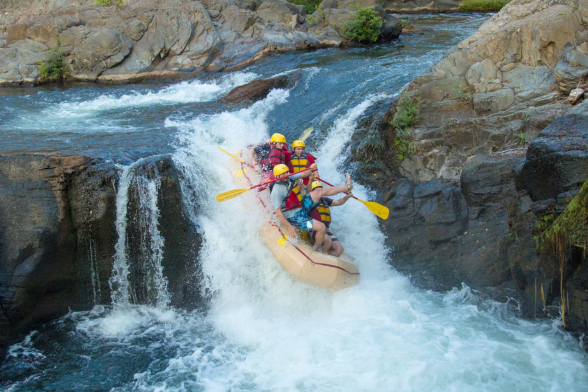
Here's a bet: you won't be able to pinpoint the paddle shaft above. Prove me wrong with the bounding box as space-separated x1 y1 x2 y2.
218 147 256 169
249 167 314 190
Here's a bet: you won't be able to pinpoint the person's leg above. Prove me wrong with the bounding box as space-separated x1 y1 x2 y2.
312 219 327 249
328 237 344 257
322 233 333 253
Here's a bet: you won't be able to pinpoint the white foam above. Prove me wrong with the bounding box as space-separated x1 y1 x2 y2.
54 72 258 118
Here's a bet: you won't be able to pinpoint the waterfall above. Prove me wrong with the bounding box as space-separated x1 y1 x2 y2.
109 160 170 309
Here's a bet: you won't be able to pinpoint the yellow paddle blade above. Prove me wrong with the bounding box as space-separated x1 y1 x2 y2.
236 169 246 177
299 127 313 142
216 187 251 202
218 147 244 163
278 235 289 246
356 198 389 220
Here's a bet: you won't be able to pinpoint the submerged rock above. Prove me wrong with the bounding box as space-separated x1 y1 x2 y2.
219 72 300 104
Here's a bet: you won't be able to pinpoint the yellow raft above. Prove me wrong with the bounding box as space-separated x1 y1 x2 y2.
230 160 360 291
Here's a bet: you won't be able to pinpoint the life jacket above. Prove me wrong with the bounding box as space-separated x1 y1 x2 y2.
310 198 331 227
269 178 303 212
290 153 310 173
257 143 286 172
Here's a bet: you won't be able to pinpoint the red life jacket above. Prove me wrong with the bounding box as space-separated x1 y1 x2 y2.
269 176 303 212
258 144 286 172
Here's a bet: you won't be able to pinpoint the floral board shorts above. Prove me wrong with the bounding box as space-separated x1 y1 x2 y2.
286 209 314 232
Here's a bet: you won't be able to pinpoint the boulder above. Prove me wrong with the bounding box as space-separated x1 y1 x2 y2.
0 154 202 357
219 73 300 103
473 88 515 115
379 14 402 42
516 114 588 201
257 0 305 30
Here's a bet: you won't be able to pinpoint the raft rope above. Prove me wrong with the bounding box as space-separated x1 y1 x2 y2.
239 159 360 276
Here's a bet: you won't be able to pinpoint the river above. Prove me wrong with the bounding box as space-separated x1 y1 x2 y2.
1 13 587 392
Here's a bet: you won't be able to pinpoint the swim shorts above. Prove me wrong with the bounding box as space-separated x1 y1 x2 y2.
287 209 314 232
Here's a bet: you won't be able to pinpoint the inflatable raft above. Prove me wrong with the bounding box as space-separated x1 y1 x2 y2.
229 159 360 291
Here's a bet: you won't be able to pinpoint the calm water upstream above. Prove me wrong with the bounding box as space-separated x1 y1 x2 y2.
1 14 587 392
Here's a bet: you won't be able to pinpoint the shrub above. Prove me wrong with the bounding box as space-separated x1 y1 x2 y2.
341 6 382 44
458 0 509 12
390 93 423 161
38 38 69 82
400 18 414 29
289 0 322 14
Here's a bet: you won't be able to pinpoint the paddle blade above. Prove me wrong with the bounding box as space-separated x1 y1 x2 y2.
358 199 389 220
218 147 244 163
299 127 313 142
216 188 250 202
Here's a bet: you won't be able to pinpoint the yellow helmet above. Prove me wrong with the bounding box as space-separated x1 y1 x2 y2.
311 180 323 190
292 140 305 149
270 133 286 144
273 164 290 177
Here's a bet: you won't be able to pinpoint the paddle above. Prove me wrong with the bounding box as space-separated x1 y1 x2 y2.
315 177 389 220
218 147 255 177
216 167 313 202
299 127 313 142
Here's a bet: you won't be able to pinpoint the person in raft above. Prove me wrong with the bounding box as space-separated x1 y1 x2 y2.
247 133 292 174
270 163 353 253
307 180 352 257
288 140 317 191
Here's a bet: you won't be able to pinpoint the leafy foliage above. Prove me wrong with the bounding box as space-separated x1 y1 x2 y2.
451 83 472 102
390 93 423 161
37 38 69 82
515 131 526 145
458 0 509 12
289 0 322 14
341 6 382 44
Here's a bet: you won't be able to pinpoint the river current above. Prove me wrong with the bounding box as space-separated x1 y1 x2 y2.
1 14 587 391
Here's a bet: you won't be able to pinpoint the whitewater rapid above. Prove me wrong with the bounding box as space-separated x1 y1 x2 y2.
2 14 588 388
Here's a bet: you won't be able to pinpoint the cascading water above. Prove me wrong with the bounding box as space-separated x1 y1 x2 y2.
110 160 170 309
2 14 587 391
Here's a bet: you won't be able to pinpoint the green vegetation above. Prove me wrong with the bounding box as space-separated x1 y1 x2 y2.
451 83 472 102
306 8 324 25
536 180 588 327
391 93 423 161
37 38 69 82
400 18 414 29
289 0 322 14
94 0 124 7
341 6 382 44
515 131 526 146
458 0 510 12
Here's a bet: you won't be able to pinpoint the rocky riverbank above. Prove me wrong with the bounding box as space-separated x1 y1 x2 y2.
0 0 401 85
0 154 202 357
361 0 588 334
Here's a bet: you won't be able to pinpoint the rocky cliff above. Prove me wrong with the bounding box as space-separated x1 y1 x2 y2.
0 154 202 358
364 0 588 334
0 0 401 85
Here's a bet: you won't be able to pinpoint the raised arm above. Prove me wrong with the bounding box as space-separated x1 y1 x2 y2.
310 173 352 203
331 194 353 207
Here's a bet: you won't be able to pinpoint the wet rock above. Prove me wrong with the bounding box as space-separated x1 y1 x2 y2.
379 14 402 42
219 73 300 104
516 114 588 201
0 154 202 358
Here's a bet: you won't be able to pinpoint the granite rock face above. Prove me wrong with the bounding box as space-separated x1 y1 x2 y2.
388 0 588 183
0 154 202 357
376 101 588 333
0 0 350 85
